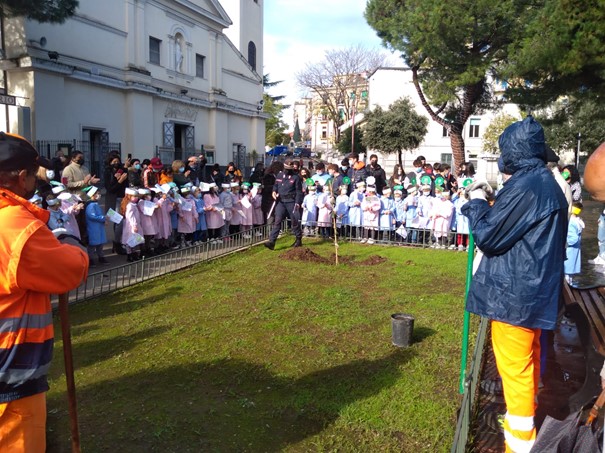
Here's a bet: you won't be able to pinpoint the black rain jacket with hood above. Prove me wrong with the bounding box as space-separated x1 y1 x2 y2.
461 117 568 329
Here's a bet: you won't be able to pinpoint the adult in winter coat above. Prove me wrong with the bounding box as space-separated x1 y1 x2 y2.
367 154 387 194
461 117 568 453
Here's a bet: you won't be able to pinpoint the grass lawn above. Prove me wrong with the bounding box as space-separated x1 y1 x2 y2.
47 239 471 452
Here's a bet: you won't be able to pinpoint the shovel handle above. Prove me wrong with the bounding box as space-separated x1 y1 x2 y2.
586 386 605 426
58 293 81 452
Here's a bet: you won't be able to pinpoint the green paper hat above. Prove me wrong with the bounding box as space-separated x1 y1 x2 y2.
462 178 474 187
393 185 404 192
305 178 315 186
561 169 571 180
410 177 417 186
342 176 351 185
49 180 62 186
242 182 252 188
434 176 445 187
169 182 177 188
420 175 432 185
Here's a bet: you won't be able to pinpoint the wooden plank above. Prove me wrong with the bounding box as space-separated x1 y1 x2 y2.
562 281 577 306
578 289 605 355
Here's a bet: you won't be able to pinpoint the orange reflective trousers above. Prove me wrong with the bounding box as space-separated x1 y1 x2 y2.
0 393 46 453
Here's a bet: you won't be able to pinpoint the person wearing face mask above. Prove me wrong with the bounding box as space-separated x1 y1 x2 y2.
0 133 88 451
403 158 424 190
346 152 367 192
50 149 67 182
172 159 190 188
332 159 349 194
103 152 128 212
61 150 100 200
127 158 143 188
143 157 164 188
367 154 387 194
311 162 330 186
224 162 243 183
264 159 304 250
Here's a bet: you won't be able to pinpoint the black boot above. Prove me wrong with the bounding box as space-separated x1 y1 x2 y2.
291 238 302 248
127 254 133 262
264 241 275 250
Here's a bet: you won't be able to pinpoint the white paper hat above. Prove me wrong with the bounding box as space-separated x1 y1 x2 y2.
46 197 60 206
221 183 231 188
87 186 99 197
125 188 138 196
207 182 217 188
52 184 66 195
181 186 191 193
308 185 317 191
366 176 376 185
57 192 73 201
367 185 376 192
382 187 391 195
138 188 151 195
199 182 210 192
230 182 240 188
29 194 42 204
356 181 366 188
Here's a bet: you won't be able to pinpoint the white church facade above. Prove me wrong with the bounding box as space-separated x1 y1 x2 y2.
0 0 265 177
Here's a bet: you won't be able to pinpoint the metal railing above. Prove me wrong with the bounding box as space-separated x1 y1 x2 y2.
53 223 279 307
451 316 489 453
299 222 472 251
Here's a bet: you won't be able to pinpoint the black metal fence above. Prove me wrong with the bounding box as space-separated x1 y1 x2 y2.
52 223 277 307
298 221 472 251
36 139 122 186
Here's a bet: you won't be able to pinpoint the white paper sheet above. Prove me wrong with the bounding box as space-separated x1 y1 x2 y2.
240 196 252 209
106 208 123 224
126 233 145 247
141 200 157 216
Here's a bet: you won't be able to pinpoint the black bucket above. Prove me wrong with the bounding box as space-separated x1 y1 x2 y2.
391 313 414 347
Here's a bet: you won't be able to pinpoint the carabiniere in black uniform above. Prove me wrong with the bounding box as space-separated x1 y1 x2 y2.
264 160 303 250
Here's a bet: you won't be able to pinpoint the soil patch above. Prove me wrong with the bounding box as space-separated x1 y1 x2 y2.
281 247 388 266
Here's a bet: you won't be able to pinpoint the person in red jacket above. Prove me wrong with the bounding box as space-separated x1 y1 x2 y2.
0 132 89 452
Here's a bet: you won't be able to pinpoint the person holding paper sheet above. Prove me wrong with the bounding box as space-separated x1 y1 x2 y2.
122 188 143 261
240 183 254 238
84 186 108 266
137 188 157 257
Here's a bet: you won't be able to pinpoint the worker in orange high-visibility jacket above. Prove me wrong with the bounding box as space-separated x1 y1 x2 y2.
462 117 568 453
0 132 89 453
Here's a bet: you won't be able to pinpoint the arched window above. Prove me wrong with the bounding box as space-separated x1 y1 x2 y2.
248 41 256 71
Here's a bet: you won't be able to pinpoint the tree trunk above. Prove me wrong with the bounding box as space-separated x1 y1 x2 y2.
449 125 466 171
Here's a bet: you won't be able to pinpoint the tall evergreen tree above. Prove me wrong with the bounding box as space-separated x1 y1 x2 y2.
0 0 78 23
365 0 526 169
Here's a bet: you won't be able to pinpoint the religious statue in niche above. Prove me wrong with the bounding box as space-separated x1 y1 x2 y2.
175 35 184 72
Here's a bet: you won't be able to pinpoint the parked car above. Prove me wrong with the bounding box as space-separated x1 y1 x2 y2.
266 145 289 156
293 147 311 158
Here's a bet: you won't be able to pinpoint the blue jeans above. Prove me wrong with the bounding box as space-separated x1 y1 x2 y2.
598 211 605 258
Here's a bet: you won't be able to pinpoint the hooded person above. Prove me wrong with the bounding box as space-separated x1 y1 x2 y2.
461 116 568 453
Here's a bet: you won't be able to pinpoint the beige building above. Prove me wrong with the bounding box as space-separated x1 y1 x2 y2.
0 0 265 176
296 67 520 183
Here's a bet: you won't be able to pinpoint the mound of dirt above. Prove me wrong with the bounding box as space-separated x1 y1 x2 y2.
280 247 330 264
280 247 388 266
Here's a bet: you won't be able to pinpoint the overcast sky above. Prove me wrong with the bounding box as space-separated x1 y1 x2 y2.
263 0 395 129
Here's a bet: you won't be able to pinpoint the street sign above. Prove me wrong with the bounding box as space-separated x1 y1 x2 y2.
0 95 16 105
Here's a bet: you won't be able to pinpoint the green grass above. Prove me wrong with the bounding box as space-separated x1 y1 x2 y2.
47 239 471 452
